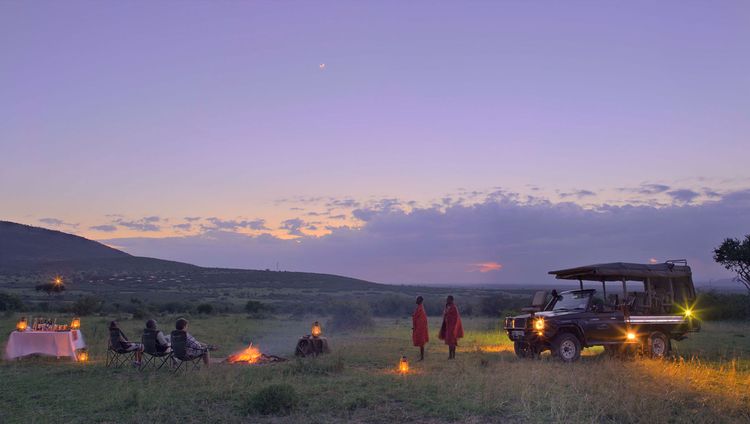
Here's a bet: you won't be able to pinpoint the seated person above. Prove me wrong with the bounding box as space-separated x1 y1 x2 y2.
172 318 212 367
145 319 171 353
109 320 144 365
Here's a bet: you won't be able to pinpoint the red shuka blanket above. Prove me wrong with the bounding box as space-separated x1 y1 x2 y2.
438 303 464 345
412 304 429 347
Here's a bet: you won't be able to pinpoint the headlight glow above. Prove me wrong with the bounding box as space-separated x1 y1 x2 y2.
626 332 636 341
534 318 545 331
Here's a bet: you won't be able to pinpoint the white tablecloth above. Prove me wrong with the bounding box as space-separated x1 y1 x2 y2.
4 330 86 360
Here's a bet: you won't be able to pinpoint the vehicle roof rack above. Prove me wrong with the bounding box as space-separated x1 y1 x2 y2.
548 261 692 281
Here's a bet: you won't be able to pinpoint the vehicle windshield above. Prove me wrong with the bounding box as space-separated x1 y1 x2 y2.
553 291 591 311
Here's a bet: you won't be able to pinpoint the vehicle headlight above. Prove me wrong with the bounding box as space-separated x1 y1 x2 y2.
534 318 545 331
684 308 693 318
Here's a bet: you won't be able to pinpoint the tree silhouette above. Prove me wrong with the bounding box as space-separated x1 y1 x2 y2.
713 235 750 293
35 282 66 296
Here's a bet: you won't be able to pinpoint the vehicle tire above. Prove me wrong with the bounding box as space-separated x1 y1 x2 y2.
514 342 538 359
647 331 670 359
552 333 581 362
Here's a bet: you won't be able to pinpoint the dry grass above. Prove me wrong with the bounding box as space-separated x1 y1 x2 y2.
0 315 748 423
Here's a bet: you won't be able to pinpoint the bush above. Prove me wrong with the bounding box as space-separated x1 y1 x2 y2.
71 296 102 316
158 302 192 314
328 300 373 332
35 282 65 295
697 292 750 320
243 384 298 415
0 292 24 311
196 303 214 314
245 300 268 314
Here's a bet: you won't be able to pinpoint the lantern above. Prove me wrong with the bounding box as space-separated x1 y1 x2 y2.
53 276 63 286
77 350 89 362
16 317 28 332
398 356 409 374
70 317 81 330
311 321 322 338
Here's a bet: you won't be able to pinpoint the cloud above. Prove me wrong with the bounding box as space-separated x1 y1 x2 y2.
39 218 78 228
637 184 671 195
559 190 596 199
280 218 306 236
173 223 192 231
326 198 360 209
666 189 700 204
184 217 201 222
103 189 750 285
116 217 162 232
202 217 269 231
90 224 118 232
469 262 504 273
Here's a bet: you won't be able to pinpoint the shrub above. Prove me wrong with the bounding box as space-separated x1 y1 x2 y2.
71 296 102 316
243 384 298 415
158 302 192 314
245 300 267 314
697 291 750 320
0 292 24 311
196 303 214 314
328 300 373 332
35 282 65 296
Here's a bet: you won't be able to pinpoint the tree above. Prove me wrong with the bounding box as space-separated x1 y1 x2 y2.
196 303 214 314
35 282 66 296
0 292 24 311
713 235 750 293
71 296 102 316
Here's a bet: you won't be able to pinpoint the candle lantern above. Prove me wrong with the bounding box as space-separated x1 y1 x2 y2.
77 349 89 362
70 317 81 330
311 321 322 338
398 356 409 374
16 317 28 332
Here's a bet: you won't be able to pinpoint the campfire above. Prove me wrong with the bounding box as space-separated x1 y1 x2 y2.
225 343 287 365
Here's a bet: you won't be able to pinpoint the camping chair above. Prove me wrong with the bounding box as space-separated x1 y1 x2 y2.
106 329 137 368
170 330 205 373
140 329 172 371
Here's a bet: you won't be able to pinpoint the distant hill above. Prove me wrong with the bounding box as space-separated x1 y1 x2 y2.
0 220 382 290
0 221 131 263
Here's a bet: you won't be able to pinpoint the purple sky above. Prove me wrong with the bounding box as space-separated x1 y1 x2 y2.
2 2 749 284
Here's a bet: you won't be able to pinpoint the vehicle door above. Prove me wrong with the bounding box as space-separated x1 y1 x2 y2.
580 293 626 343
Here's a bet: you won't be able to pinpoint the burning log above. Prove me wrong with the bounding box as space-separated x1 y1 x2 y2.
225 344 287 365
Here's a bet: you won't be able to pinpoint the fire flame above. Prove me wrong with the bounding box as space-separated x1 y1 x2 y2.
228 344 262 364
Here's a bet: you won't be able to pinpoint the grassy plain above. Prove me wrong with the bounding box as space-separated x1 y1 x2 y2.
1 315 748 424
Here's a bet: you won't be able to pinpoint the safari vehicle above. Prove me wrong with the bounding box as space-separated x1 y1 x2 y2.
503 261 700 362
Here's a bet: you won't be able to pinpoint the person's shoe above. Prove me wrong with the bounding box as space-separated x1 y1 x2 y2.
132 361 141 368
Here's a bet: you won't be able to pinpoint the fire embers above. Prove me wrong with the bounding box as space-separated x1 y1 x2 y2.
225 344 287 365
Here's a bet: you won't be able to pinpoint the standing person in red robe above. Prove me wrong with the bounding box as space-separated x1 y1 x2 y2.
438 295 464 359
411 296 429 361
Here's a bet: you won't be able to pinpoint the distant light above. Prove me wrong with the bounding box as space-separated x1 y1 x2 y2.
626 332 636 341
319 63 326 70
684 308 692 318
649 258 658 264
